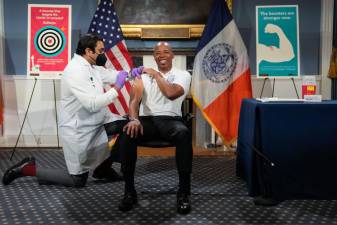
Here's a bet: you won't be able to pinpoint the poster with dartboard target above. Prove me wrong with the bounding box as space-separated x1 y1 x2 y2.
27 4 71 79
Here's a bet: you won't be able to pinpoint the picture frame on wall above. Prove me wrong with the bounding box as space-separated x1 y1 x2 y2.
256 5 300 78
27 4 72 79
113 0 233 39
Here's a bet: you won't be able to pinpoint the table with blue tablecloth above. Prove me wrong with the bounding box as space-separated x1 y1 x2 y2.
236 98 337 200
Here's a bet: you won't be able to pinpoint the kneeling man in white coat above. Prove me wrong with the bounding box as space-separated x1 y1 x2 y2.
3 33 143 187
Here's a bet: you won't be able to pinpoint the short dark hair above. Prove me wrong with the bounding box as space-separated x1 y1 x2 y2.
75 33 103 55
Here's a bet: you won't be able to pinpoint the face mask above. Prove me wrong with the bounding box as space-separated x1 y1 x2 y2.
96 53 107 67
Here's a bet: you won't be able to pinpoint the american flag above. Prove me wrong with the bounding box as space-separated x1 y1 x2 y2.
88 0 133 115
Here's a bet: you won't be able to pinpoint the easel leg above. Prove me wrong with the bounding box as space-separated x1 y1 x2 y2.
291 78 300 99
259 78 268 98
10 78 37 160
53 80 60 148
271 78 276 97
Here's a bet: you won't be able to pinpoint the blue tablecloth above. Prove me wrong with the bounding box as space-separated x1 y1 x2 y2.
236 98 337 200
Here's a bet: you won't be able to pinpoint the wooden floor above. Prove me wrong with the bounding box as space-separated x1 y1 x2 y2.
138 145 236 158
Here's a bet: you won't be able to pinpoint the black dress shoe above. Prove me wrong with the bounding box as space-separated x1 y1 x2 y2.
2 157 35 185
92 167 123 182
177 193 191 214
253 196 280 206
118 191 138 212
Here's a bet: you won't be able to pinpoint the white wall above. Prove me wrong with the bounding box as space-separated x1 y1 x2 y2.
0 77 60 147
0 0 4 75
0 73 322 148
0 0 5 136
320 0 334 99
0 0 333 148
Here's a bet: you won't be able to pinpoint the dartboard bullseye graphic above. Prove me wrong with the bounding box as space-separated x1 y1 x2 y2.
34 26 66 57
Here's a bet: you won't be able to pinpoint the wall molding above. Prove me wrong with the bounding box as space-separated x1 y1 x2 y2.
320 0 334 99
0 0 4 75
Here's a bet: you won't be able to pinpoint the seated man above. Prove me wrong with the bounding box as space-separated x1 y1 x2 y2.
2 34 143 188
118 41 193 214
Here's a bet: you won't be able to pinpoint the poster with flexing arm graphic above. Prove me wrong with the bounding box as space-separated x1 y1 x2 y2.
27 4 71 79
256 5 299 78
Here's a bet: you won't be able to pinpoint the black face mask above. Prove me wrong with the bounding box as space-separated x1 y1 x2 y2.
96 53 107 66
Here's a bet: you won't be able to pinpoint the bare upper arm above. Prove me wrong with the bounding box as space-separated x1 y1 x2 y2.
130 78 144 103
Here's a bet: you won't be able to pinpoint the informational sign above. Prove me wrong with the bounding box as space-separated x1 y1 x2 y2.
27 4 71 79
301 76 317 98
256 5 299 78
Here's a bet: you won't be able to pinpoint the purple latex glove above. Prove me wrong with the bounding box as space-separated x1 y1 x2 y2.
114 71 128 90
130 66 144 78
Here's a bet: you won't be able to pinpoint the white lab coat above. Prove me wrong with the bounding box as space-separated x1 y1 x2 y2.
59 54 124 175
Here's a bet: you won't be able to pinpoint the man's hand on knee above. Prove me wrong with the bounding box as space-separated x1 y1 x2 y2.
123 118 143 138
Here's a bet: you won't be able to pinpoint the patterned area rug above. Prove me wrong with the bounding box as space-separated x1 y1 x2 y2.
0 149 336 225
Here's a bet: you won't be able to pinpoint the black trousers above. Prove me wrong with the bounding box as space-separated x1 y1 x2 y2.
118 116 193 194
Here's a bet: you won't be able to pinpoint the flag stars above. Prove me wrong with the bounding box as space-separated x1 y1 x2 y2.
89 2 125 49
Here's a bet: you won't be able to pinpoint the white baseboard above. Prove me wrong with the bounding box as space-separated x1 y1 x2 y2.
0 135 61 148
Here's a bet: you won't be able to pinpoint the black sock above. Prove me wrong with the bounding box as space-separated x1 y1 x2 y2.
123 167 136 194
124 179 135 194
178 172 191 195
